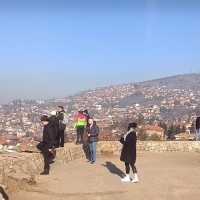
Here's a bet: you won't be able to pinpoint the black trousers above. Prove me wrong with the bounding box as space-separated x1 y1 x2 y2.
125 162 137 174
58 129 65 147
76 126 85 144
82 143 90 161
37 142 50 170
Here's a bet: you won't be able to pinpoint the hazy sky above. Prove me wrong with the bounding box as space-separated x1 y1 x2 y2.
0 0 200 103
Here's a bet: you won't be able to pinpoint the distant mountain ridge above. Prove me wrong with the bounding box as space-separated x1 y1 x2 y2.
2 73 200 106
139 73 200 90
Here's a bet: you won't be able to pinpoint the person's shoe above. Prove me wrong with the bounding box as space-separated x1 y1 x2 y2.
91 161 95 164
40 169 49 175
131 174 139 183
121 175 131 182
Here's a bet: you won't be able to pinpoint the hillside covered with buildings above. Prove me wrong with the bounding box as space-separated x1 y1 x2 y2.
0 73 199 152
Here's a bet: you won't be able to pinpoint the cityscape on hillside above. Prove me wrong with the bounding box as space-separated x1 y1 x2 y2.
0 73 199 153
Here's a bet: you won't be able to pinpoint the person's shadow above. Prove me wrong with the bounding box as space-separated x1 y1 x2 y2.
0 186 9 200
103 161 125 178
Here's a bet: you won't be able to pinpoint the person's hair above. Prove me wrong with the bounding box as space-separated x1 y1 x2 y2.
88 118 96 125
83 109 89 114
128 122 137 131
58 106 64 111
40 115 49 122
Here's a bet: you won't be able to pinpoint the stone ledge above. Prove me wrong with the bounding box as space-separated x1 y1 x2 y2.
97 141 200 154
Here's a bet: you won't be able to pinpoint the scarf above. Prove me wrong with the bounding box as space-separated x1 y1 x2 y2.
123 128 134 141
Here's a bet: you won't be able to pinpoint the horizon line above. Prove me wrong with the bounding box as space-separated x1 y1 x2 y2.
1 72 199 105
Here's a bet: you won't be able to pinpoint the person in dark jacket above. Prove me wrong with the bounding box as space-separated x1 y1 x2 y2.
82 109 91 161
57 106 67 147
49 111 60 148
196 116 200 141
87 118 99 164
120 122 139 183
37 115 56 175
83 109 90 126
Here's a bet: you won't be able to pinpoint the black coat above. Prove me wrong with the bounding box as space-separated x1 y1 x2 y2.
49 116 59 138
57 111 66 130
42 123 56 148
120 131 137 164
196 117 200 129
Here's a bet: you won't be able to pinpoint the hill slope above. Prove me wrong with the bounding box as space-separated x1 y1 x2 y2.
140 73 200 90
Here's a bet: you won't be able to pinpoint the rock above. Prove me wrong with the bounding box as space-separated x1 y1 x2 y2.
16 141 40 153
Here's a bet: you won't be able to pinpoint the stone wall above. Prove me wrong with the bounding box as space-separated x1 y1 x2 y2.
97 141 200 154
0 144 86 194
1 141 200 194
137 141 200 153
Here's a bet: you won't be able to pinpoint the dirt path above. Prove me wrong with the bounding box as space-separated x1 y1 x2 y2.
11 152 200 200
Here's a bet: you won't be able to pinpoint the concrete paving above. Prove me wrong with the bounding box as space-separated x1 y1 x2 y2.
12 152 200 200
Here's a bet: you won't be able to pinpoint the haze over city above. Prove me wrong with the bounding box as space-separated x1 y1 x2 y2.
0 0 200 103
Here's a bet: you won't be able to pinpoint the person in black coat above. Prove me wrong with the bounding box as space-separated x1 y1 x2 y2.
49 111 60 148
37 115 56 175
196 116 200 141
83 109 90 126
82 109 91 162
120 122 139 183
57 106 67 147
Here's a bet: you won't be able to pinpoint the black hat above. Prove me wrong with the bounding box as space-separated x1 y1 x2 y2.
58 106 64 110
128 122 137 130
41 115 49 122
